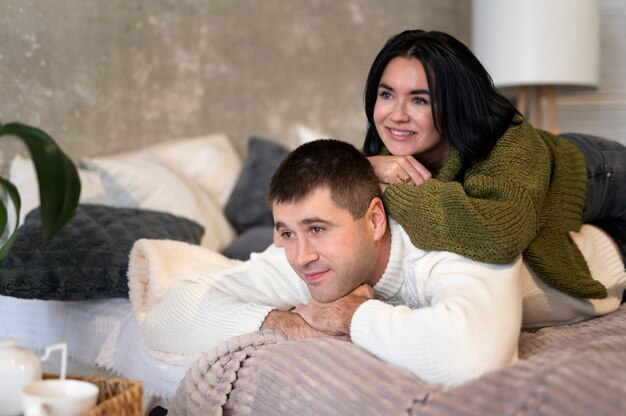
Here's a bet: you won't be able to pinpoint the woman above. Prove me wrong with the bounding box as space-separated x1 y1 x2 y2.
363 29 626 299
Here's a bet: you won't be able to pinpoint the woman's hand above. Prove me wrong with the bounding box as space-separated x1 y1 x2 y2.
367 155 432 191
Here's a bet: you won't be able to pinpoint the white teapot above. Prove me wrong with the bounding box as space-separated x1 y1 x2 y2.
0 339 67 416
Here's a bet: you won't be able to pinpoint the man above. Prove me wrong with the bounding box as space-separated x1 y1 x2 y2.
142 139 626 386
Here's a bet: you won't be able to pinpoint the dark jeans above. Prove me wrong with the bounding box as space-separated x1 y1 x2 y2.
561 132 626 273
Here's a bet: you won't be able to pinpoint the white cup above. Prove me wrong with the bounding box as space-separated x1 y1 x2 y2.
21 379 99 416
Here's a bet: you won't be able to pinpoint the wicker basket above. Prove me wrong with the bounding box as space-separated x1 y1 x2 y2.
43 373 144 416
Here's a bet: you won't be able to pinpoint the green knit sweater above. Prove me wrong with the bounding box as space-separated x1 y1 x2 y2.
382 120 607 299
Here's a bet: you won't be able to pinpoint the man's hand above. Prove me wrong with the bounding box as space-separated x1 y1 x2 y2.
261 310 349 341
294 284 374 337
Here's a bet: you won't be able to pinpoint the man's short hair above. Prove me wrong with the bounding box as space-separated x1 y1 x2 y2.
268 139 382 219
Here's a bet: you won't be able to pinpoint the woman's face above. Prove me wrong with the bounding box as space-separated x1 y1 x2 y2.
373 56 448 165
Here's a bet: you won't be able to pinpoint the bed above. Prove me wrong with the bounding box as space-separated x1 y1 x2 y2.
2 132 625 415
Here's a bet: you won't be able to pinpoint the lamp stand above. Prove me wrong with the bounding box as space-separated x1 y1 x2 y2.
517 85 559 135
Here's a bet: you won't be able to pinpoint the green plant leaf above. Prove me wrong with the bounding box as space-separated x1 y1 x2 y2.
0 176 21 260
0 122 81 250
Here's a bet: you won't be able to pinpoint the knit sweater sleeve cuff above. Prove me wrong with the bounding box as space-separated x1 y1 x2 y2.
236 303 276 333
349 299 392 346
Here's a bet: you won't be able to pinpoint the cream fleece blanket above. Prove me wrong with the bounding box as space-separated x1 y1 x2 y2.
127 238 242 365
127 238 240 328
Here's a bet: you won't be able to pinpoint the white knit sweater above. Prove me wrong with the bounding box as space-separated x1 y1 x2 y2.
142 221 626 386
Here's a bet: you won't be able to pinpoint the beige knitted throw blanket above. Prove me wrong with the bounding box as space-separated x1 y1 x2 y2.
170 305 626 415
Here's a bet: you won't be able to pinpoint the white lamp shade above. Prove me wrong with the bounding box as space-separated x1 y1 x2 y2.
471 0 600 88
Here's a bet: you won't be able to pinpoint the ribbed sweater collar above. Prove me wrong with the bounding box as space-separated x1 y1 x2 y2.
373 219 409 300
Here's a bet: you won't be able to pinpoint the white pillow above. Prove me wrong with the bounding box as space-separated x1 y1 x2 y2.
8 133 241 252
84 156 235 251
133 134 242 207
82 137 239 251
7 154 107 231
296 124 331 145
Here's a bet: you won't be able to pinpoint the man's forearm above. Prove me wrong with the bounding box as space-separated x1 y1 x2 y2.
261 310 347 340
294 284 374 336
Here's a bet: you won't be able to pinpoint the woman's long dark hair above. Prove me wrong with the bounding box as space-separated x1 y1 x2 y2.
363 30 520 164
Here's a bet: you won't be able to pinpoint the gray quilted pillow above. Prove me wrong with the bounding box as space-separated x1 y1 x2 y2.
224 137 290 233
0 204 204 300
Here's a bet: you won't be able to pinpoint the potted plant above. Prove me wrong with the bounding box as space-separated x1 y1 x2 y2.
0 122 81 260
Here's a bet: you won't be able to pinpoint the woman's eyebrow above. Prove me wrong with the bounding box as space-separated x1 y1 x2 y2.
378 82 430 95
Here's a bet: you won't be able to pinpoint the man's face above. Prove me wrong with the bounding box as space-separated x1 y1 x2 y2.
272 187 382 303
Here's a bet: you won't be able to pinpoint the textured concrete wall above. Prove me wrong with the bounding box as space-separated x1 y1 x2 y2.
0 0 470 171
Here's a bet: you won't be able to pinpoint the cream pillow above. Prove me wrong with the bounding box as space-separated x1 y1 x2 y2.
82 136 240 251
7 154 107 231
297 125 331 145
134 134 242 207
8 134 241 252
